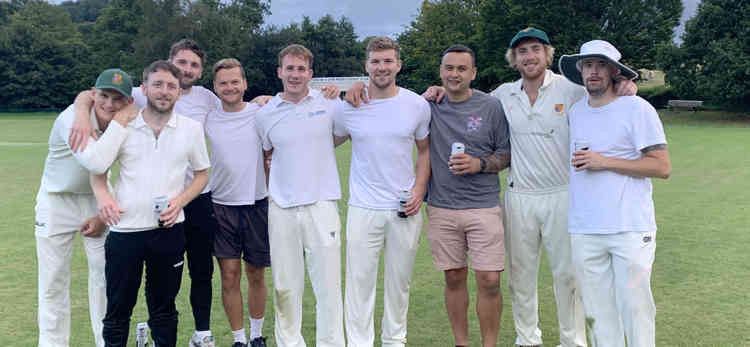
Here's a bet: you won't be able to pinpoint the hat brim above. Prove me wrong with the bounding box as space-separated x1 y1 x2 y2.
559 54 638 86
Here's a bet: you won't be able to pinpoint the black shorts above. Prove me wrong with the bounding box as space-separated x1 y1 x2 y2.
213 198 270 267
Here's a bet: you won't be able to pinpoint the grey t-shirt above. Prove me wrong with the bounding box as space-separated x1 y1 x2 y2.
426 89 510 209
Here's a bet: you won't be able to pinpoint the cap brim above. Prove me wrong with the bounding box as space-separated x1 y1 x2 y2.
559 54 638 86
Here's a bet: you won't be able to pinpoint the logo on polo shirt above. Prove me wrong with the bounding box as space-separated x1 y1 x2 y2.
554 103 564 114
308 109 326 118
466 116 482 132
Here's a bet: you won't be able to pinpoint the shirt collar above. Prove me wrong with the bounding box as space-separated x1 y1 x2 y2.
274 88 321 108
511 69 554 95
132 109 178 129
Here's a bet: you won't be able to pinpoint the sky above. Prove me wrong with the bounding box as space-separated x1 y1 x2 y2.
265 0 701 42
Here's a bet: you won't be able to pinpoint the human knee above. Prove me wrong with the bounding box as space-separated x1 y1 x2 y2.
444 268 468 290
476 271 501 297
220 268 242 290
246 266 266 289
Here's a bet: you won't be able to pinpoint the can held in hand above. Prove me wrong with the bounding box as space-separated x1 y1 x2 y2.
398 190 412 218
574 140 590 168
153 196 168 227
451 142 465 156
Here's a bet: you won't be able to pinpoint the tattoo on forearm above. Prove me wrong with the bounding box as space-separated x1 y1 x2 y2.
482 153 511 173
641 143 667 153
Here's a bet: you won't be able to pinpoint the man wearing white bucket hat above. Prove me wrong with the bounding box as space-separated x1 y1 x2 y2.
560 40 671 347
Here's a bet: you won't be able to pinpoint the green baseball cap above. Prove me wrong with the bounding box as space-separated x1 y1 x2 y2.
95 68 133 99
509 27 551 48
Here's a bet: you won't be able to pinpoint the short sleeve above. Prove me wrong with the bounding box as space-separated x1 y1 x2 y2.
414 98 431 140
255 113 273 151
492 99 511 155
333 100 349 137
189 123 211 171
631 98 667 151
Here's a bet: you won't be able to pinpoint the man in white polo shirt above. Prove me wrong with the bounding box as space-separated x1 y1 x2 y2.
72 40 221 346
562 40 670 347
35 68 136 347
91 60 210 347
205 58 269 347
255 44 344 347
334 37 430 347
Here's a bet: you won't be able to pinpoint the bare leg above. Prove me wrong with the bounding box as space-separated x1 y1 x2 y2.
218 258 243 330
245 263 267 319
444 268 469 346
475 270 502 347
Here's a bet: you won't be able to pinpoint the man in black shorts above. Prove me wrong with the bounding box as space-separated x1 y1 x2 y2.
205 58 270 347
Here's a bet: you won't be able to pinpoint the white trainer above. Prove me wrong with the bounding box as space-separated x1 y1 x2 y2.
189 332 216 347
135 322 149 347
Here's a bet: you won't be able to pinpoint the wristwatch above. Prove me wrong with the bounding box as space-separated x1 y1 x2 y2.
479 158 487 172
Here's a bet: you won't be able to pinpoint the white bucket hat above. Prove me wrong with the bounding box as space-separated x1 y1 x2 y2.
559 40 638 86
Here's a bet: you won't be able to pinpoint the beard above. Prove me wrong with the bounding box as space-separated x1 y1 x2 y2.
370 74 394 89
585 78 611 97
147 97 176 115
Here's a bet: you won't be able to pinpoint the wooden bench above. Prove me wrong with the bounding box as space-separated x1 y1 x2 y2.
668 100 703 111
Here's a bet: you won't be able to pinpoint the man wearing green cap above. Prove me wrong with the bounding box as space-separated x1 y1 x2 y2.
492 29 638 347
421 28 636 347
34 68 137 347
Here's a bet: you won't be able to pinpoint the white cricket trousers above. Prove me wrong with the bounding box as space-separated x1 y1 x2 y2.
344 206 422 347
34 191 106 347
268 200 345 347
503 188 586 347
571 232 656 347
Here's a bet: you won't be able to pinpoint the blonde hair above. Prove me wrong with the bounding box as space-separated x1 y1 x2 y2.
278 44 314 68
212 58 245 80
505 40 555 70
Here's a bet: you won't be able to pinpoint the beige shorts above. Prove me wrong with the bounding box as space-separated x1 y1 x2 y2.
426 205 505 271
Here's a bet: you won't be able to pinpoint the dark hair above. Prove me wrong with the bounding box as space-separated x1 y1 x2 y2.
169 39 206 64
442 44 476 67
142 60 183 83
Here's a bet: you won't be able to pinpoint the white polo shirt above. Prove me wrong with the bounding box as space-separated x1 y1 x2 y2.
491 70 586 192
255 89 342 208
334 87 430 210
40 104 128 194
109 110 210 232
205 102 267 205
568 95 667 234
133 85 219 193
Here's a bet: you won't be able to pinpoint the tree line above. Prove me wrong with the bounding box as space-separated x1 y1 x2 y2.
0 0 746 110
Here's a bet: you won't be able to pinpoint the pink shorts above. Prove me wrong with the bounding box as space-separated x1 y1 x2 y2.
426 205 505 271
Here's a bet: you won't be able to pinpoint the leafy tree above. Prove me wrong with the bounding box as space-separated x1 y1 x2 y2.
662 0 750 108
243 15 365 97
58 0 108 23
396 0 483 93
478 0 682 89
0 0 92 108
84 0 144 80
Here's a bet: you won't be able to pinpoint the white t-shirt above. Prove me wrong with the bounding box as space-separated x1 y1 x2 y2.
205 102 267 205
491 70 586 192
110 110 211 232
133 85 219 193
255 89 342 208
568 95 667 234
334 87 430 210
39 104 127 194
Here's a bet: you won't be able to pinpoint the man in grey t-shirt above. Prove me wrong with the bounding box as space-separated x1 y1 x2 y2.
425 44 510 347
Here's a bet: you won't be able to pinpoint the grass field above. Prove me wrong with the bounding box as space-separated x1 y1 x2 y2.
1 111 749 346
